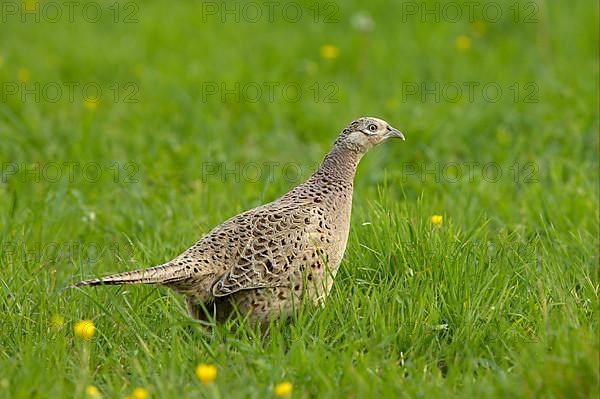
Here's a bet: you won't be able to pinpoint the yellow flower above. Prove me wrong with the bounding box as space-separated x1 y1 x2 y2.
17 68 30 83
431 215 443 226
274 382 293 398
50 314 65 331
455 35 472 52
85 385 102 399
320 44 339 60
84 98 99 110
195 363 217 384
74 319 95 341
132 387 150 399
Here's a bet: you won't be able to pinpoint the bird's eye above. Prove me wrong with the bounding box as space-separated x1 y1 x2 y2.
368 124 377 132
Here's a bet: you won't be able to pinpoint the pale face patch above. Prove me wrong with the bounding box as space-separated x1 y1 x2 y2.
344 118 390 152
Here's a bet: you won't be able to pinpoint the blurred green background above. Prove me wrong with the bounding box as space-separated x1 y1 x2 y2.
0 1 598 398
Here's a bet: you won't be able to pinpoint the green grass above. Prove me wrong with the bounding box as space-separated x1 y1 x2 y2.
0 0 598 398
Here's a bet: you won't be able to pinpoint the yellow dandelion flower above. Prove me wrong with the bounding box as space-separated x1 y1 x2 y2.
74 319 95 341
83 98 99 110
132 387 150 399
274 382 293 398
85 385 102 399
320 44 339 60
50 314 65 331
431 215 443 226
17 68 30 83
195 363 217 385
455 35 472 52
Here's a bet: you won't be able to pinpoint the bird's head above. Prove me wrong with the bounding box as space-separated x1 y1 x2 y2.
334 117 405 153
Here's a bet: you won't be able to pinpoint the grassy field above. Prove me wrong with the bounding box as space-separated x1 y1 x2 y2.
0 0 598 398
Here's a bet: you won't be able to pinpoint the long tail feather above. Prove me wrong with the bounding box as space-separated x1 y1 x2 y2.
73 263 180 287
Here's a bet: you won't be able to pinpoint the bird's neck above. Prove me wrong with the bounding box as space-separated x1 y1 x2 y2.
311 144 363 184
281 144 362 203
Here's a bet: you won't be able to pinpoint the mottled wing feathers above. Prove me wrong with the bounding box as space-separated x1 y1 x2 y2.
210 205 318 297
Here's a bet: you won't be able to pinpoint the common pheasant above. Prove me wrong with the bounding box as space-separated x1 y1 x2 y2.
75 117 405 325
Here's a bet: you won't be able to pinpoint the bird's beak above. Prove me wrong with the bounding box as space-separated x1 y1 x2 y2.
386 126 405 140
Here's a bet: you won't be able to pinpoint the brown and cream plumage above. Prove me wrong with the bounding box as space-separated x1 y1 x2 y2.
75 117 405 324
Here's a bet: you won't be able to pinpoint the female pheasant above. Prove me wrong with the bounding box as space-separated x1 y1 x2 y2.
75 117 405 324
